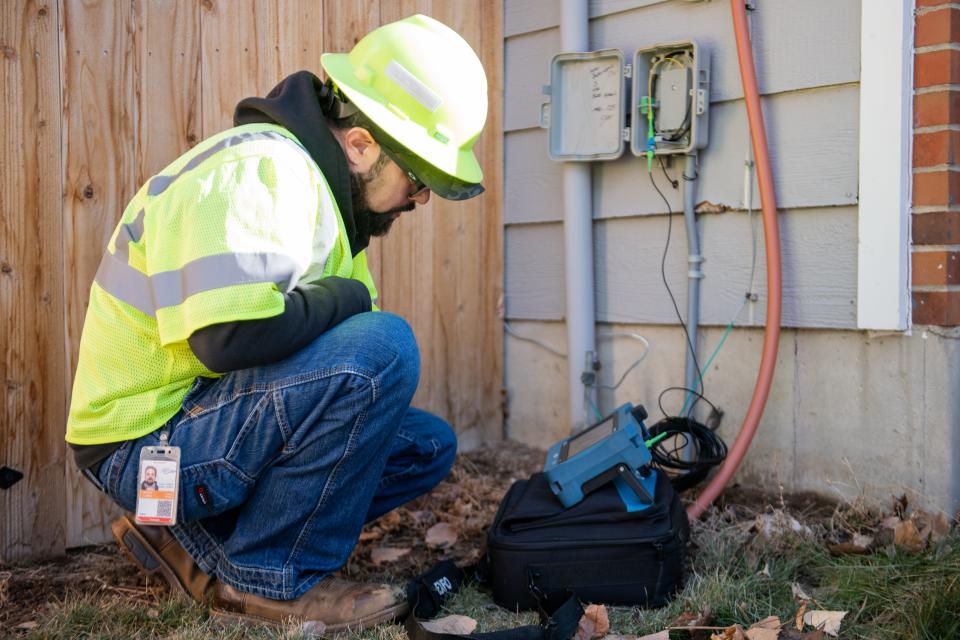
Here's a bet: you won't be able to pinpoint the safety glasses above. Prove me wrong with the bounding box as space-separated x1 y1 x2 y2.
379 145 429 198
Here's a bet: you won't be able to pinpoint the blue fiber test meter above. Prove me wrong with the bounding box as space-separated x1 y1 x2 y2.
543 403 657 510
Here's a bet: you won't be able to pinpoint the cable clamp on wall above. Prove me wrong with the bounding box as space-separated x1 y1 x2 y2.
687 254 705 280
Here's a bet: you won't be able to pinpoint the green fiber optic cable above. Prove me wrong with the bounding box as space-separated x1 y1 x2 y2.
644 431 670 449
646 97 655 172
679 314 738 416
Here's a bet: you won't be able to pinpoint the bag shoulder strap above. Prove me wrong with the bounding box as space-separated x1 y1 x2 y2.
405 560 583 640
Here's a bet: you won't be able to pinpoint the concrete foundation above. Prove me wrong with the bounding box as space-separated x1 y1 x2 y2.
505 320 960 513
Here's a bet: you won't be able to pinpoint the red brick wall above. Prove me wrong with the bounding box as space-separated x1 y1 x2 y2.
914 0 960 324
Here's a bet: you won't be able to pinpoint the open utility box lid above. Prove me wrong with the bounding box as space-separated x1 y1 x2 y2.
540 49 629 161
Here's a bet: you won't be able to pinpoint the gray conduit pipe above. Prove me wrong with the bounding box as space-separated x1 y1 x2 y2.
560 0 597 431
682 153 703 418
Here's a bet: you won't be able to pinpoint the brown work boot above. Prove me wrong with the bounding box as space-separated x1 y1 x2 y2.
211 576 408 634
111 514 216 602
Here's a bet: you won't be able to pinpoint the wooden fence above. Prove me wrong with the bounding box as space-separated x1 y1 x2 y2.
1 0 503 562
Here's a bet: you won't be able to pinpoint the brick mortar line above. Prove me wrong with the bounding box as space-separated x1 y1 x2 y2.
913 205 960 213
916 43 960 54
915 84 960 94
916 3 960 16
913 164 960 173
918 326 960 337
912 244 960 251
914 124 960 134
912 284 960 292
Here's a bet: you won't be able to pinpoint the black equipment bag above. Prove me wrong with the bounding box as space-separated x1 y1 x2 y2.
484 471 689 611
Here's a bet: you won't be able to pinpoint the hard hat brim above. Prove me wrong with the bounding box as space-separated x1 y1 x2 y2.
321 52 485 197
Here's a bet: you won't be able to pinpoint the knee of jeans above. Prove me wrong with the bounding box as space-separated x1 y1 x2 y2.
368 313 420 394
435 422 458 472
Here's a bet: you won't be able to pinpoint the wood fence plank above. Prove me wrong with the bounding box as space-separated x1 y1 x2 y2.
325 0 383 287
61 0 138 548
1 0 67 561
200 0 324 138
62 0 204 549
476 0 505 445
373 1 504 444
136 0 201 184
377 0 440 418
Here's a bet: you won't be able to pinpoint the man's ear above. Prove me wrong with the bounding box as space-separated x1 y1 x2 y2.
341 127 379 173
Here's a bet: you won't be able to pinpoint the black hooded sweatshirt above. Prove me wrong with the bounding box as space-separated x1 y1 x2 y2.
72 71 374 470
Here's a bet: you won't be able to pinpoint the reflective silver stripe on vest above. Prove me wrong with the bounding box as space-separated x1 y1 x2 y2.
113 208 145 263
95 250 300 317
147 130 309 197
96 128 313 316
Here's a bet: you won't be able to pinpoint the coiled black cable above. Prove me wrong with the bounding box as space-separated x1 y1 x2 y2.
647 387 728 492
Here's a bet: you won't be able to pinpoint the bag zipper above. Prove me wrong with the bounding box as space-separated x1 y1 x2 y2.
652 542 665 600
488 532 679 551
507 510 669 533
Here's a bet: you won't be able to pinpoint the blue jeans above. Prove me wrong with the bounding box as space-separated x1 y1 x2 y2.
90 312 457 600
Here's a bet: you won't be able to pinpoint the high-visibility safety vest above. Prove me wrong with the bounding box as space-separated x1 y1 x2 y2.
66 123 377 445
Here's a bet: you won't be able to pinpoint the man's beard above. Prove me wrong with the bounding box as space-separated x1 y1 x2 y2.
351 153 416 238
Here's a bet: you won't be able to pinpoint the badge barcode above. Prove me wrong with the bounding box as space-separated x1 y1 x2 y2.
156 501 173 519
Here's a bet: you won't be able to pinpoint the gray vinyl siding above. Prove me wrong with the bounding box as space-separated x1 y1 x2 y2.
506 207 857 328
503 0 862 329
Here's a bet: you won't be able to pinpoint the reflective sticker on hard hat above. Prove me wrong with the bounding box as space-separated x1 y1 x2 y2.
385 60 442 112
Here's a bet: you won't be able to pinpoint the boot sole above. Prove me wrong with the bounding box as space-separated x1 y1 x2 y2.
209 600 409 635
111 515 191 601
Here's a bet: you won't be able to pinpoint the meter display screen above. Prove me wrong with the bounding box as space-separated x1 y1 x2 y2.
563 416 617 460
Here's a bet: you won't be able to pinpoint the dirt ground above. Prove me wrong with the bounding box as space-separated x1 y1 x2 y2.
0 444 545 630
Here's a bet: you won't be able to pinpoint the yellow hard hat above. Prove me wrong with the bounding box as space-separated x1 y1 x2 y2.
321 14 488 200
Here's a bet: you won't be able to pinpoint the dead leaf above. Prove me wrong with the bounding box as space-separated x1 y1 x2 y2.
425 522 459 549
710 625 746 640
792 583 812 601
852 533 874 548
893 493 908 517
358 530 383 542
795 602 808 630
146 607 159 618
410 509 434 524
421 615 478 635
749 616 781 630
378 510 402 530
915 510 952 543
636 632 668 640
15 621 38 630
779 631 824 640
755 513 813 538
745 616 781 640
370 546 411 565
894 519 926 553
669 606 713 629
802 611 847 637
880 515 902 530
574 604 610 640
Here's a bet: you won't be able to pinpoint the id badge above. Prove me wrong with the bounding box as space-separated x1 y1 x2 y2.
135 443 181 526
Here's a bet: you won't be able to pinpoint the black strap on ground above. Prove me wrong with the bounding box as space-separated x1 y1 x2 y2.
404 593 583 640
406 559 472 619
404 560 584 640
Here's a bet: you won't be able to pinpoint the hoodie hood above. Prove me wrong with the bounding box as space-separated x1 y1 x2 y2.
234 70 369 255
